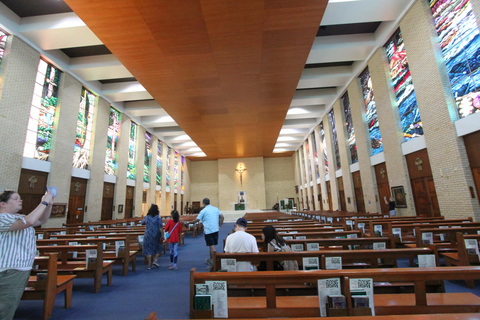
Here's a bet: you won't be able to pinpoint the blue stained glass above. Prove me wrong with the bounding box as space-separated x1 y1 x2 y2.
359 68 383 155
156 140 162 186
311 132 320 180
385 29 423 140
320 122 329 174
429 0 480 117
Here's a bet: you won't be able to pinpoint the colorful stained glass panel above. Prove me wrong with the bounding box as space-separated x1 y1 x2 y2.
359 68 383 155
166 146 171 189
320 122 329 174
0 29 8 66
181 156 185 192
341 92 358 164
73 88 95 169
328 110 341 170
311 132 320 180
156 140 163 186
105 108 121 175
127 122 137 180
144 132 152 183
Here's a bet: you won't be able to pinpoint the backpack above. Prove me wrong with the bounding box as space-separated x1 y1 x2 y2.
270 240 299 271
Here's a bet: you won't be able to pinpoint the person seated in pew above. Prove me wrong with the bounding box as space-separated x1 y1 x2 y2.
224 218 259 271
258 225 298 271
0 190 54 320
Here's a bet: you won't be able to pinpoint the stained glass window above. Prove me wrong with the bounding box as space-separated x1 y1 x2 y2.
24 60 62 160
181 156 185 192
0 29 8 65
359 67 383 155
328 110 341 170
341 92 358 164
311 132 320 180
166 146 171 189
429 0 480 118
385 29 423 140
297 149 304 184
320 122 329 174
305 140 313 182
73 88 95 169
299 145 307 183
127 122 137 180
105 108 121 175
144 132 152 183
174 151 179 190
156 140 163 186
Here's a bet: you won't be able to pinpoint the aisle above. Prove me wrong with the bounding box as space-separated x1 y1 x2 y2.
14 222 235 320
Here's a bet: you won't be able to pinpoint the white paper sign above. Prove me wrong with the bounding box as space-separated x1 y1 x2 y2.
464 239 480 261
296 236 307 240
221 259 236 272
418 254 436 267
68 242 78 258
115 240 125 257
307 243 320 251
325 257 342 270
373 225 383 236
392 228 402 242
373 242 386 250
303 257 319 270
291 244 304 252
422 232 433 245
317 278 341 317
357 223 365 232
205 281 228 318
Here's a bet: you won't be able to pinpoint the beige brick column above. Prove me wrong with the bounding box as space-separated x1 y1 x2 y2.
333 99 355 211
369 49 414 216
308 132 320 210
159 141 168 215
323 113 339 210
0 37 39 190
115 115 131 219
135 125 146 217
347 81 381 213
470 0 480 30
46 72 82 227
400 0 480 219
84 97 110 222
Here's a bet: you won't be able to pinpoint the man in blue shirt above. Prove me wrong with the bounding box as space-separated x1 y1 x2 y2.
191 198 224 267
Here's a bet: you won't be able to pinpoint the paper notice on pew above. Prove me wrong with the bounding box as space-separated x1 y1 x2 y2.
418 254 436 267
317 278 341 317
422 232 433 245
291 244 304 252
116 241 125 257
373 242 386 250
464 239 480 261
325 257 342 270
221 259 236 272
438 226 448 241
303 257 319 270
296 236 307 240
373 225 383 236
205 281 228 318
392 228 402 242
307 243 320 251
350 278 375 316
357 223 365 232
68 242 78 258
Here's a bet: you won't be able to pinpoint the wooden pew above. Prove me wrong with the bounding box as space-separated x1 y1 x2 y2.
190 266 480 318
36 243 113 293
213 248 434 271
37 235 138 276
148 314 480 320
22 253 76 320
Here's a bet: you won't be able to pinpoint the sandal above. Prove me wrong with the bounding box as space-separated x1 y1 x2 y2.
153 262 160 268
147 266 152 270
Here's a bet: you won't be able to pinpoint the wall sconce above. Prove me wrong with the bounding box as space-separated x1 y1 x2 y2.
235 164 247 186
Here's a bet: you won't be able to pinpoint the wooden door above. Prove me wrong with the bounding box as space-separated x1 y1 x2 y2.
174 193 178 211
17 169 48 215
326 181 333 210
473 168 480 206
406 149 440 217
374 163 390 214
101 182 115 221
67 177 87 224
317 184 323 211
463 132 480 206
125 186 134 218
181 195 184 215
352 171 365 213
337 177 346 211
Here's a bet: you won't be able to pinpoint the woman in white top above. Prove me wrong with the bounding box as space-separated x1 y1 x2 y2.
0 190 54 320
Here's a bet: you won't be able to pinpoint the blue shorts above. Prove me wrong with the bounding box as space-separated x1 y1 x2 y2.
205 232 219 246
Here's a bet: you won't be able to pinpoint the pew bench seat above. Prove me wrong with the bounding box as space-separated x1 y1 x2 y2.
23 274 76 309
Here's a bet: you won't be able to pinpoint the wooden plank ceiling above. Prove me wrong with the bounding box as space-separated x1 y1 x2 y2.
64 0 328 160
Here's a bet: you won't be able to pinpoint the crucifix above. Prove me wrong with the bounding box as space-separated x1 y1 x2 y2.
28 176 37 188
235 164 247 186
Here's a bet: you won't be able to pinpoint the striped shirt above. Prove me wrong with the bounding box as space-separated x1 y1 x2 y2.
0 213 36 271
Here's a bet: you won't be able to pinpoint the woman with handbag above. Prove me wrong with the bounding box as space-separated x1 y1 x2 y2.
141 204 163 270
164 210 182 270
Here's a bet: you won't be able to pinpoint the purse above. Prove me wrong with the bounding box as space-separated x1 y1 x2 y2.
165 222 179 239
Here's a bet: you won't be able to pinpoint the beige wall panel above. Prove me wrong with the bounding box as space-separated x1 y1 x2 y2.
190 160 219 207
264 157 295 209
114 115 131 219
323 113 339 210
135 125 146 216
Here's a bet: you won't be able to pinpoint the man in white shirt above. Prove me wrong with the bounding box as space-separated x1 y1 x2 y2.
224 218 259 271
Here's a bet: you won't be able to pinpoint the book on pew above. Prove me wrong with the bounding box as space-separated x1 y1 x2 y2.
325 257 342 270
307 243 319 251
194 295 212 310
350 278 374 316
357 222 365 232
351 296 369 308
464 239 480 261
328 294 346 308
373 225 383 237
392 228 402 243
205 280 228 318
418 254 436 267
291 244 304 251
317 278 341 317
303 257 319 270
86 249 97 270
220 259 236 272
